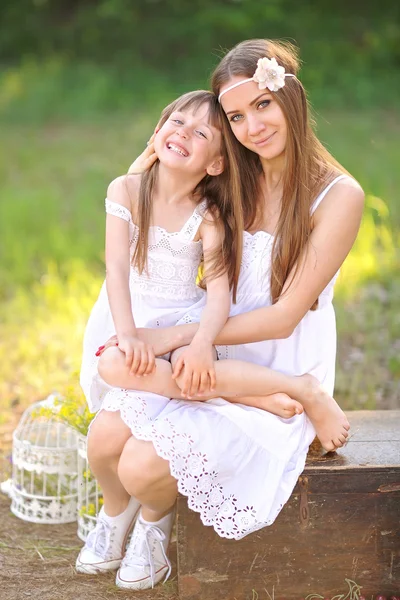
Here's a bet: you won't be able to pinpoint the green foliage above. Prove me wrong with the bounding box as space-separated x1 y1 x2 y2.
0 1 399 121
33 381 96 437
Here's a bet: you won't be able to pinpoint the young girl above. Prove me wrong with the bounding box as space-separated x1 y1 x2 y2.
80 90 241 417
77 90 243 585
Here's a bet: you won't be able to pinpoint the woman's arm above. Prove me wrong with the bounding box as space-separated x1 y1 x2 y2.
137 179 364 351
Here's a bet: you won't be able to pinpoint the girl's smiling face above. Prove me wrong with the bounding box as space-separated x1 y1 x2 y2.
155 103 224 177
219 77 288 161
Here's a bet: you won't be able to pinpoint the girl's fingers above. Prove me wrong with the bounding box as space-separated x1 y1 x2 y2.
209 368 217 391
197 371 209 396
137 350 148 376
181 368 193 397
145 350 155 375
172 357 184 379
130 349 140 375
188 372 200 398
125 348 133 369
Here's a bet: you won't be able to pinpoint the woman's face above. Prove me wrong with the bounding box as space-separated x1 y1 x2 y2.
219 77 288 161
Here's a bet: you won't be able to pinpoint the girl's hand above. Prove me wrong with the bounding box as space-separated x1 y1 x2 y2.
116 334 156 376
128 133 158 174
95 325 179 359
172 340 216 399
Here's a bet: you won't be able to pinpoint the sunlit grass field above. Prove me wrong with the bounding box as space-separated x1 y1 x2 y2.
1 109 399 427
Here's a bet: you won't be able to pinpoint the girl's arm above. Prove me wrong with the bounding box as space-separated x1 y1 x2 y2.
105 176 155 375
172 214 231 396
137 178 364 352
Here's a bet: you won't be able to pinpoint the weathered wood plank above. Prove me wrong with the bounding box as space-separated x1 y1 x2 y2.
177 410 400 599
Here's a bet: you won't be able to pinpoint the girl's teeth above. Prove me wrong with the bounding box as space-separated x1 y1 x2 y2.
168 144 187 156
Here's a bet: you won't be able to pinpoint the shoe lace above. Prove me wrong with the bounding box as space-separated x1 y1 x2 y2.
86 517 116 559
124 523 172 587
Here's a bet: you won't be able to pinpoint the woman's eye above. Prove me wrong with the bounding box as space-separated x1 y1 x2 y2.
230 114 242 123
258 100 270 109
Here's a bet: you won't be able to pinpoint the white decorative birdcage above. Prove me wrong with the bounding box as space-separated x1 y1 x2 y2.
77 433 103 541
10 397 79 524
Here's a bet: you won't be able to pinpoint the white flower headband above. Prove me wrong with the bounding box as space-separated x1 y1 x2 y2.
218 57 295 102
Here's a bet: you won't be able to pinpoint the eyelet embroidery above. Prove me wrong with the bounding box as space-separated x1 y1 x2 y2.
98 390 284 540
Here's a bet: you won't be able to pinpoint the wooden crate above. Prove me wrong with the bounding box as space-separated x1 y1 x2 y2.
177 410 400 599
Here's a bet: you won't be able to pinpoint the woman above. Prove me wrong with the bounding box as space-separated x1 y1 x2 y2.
76 39 364 591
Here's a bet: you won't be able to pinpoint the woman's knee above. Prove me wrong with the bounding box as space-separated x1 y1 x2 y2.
118 437 169 496
98 346 125 384
87 410 131 464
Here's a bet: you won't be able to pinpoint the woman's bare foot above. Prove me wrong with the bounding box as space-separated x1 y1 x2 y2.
228 393 303 419
298 374 350 452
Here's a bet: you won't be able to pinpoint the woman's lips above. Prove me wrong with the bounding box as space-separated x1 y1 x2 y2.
254 132 276 146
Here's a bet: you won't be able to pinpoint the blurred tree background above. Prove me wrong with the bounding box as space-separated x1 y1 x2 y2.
0 0 399 434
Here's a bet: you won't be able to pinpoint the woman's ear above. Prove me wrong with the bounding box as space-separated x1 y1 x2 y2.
206 156 225 177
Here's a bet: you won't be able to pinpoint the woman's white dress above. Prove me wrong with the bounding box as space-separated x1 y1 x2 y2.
82 176 347 540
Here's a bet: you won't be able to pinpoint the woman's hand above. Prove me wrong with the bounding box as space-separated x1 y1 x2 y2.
128 133 158 174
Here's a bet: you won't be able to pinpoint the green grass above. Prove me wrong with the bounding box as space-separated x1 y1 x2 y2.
0 109 399 423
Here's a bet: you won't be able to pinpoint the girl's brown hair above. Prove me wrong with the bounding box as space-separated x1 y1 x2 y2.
128 90 243 301
211 39 351 309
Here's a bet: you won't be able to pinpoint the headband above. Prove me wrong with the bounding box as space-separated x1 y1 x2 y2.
218 57 295 102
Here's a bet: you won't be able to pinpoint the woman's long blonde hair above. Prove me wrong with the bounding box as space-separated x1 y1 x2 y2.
211 39 351 308
127 90 245 301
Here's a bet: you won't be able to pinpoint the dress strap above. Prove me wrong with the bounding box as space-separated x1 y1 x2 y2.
311 175 350 215
179 199 208 241
105 198 132 223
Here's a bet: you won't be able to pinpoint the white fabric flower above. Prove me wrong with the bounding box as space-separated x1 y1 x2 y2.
253 57 286 92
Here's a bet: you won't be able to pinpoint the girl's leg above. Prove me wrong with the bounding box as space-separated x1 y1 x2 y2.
98 346 183 398
118 436 177 520
99 347 349 451
172 357 350 451
76 410 141 574
87 410 132 515
115 437 177 590
99 346 305 407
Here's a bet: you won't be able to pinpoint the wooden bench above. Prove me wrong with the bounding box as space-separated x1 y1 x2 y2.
176 410 400 599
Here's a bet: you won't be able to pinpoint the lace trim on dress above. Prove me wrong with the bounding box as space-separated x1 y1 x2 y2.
105 198 132 223
99 391 284 540
180 200 208 242
129 257 203 300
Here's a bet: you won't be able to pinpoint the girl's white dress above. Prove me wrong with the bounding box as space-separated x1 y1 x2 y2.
80 198 207 411
82 176 347 541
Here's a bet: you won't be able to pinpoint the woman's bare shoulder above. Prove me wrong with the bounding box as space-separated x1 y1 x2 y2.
321 176 365 212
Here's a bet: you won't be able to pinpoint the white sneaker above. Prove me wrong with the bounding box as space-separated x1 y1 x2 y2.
116 517 172 590
76 497 140 574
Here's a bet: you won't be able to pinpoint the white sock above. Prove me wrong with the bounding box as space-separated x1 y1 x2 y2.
139 509 175 541
101 496 139 532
